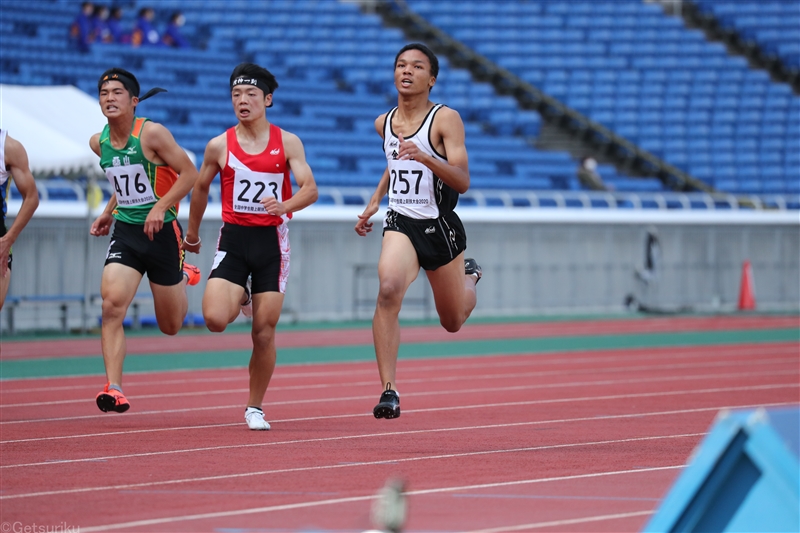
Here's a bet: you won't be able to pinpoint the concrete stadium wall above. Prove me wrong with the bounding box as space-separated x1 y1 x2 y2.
1 211 798 333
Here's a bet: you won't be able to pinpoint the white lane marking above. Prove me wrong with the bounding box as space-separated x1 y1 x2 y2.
463 510 655 533
7 392 798 469
76 466 680 532
1 372 796 427
1 396 795 446
0 358 800 408
2 434 693 500
0 342 797 388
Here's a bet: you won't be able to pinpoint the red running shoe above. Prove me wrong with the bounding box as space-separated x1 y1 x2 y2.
183 263 201 286
96 383 130 413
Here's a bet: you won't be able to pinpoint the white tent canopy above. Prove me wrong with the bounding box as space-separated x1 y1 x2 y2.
0 84 194 176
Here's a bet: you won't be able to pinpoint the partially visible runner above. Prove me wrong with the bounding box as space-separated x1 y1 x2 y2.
355 43 481 419
89 68 201 413
0 131 39 310
183 63 318 430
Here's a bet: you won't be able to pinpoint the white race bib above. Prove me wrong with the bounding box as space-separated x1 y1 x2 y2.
106 164 156 207
388 160 431 207
233 168 283 214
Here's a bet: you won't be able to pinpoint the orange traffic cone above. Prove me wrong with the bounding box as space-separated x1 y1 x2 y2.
738 260 756 311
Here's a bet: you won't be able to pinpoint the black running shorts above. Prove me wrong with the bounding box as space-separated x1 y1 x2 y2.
208 222 290 294
383 209 467 271
105 219 185 286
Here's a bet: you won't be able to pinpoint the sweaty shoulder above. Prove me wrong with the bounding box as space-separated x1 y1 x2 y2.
280 129 304 159
204 131 227 167
206 131 227 153
280 128 299 145
139 121 180 165
431 105 465 140
4 135 26 164
139 120 173 146
434 105 463 126
89 132 101 156
374 113 389 138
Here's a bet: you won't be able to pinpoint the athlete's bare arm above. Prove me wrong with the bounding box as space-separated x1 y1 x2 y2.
354 113 392 236
89 133 102 157
355 168 389 237
260 131 318 217
0 135 39 276
397 107 470 194
183 133 225 253
88 132 119 237
140 122 200 239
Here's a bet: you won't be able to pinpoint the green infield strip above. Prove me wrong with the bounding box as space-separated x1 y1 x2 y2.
1 327 796 380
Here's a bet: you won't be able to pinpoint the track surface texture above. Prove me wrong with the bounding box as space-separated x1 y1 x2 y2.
0 314 797 532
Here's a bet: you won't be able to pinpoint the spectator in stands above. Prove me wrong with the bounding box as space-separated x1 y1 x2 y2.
0 131 39 311
162 11 190 48
182 63 318 431
69 1 95 53
131 7 160 47
107 7 129 44
354 43 481 420
576 156 608 191
89 68 201 414
90 4 112 44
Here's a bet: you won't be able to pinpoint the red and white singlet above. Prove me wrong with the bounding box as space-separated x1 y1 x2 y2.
220 123 292 226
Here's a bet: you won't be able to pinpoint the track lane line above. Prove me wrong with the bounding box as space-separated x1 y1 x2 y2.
2 433 697 500
1 353 796 406
3 342 796 394
73 466 683 532
1 378 795 428
2 339 795 382
463 510 655 533
4 397 796 470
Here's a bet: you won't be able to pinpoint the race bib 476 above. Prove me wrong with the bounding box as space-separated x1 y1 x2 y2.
106 164 156 207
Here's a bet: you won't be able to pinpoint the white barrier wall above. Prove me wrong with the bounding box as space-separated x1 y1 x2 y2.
1 205 798 333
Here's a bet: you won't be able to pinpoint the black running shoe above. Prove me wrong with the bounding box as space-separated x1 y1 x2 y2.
373 387 400 419
464 258 482 284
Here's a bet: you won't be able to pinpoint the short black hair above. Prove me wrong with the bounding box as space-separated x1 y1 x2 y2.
230 63 279 96
97 67 139 97
395 43 439 79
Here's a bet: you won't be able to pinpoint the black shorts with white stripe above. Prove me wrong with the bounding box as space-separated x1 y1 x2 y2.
383 209 467 271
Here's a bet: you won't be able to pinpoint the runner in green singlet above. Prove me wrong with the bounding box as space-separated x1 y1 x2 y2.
89 68 200 414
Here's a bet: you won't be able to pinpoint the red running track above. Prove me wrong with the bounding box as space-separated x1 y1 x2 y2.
0 342 798 532
2 314 798 359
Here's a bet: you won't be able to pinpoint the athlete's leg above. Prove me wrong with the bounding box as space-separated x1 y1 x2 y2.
373 232 420 390
0 266 9 311
247 291 283 408
202 278 246 332
101 263 143 386
426 251 477 333
150 276 189 335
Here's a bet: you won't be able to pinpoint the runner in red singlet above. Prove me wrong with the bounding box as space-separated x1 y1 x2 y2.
184 63 318 430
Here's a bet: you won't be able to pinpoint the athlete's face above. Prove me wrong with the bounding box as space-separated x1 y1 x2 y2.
99 80 137 119
394 50 435 95
231 85 271 122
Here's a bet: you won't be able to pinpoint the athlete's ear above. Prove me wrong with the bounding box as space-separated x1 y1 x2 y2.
264 92 273 109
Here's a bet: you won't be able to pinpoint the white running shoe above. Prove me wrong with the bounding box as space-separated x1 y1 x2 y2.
244 406 270 430
241 276 253 318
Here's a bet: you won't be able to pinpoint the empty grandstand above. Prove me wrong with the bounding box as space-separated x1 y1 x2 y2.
1 0 798 332
2 0 797 202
